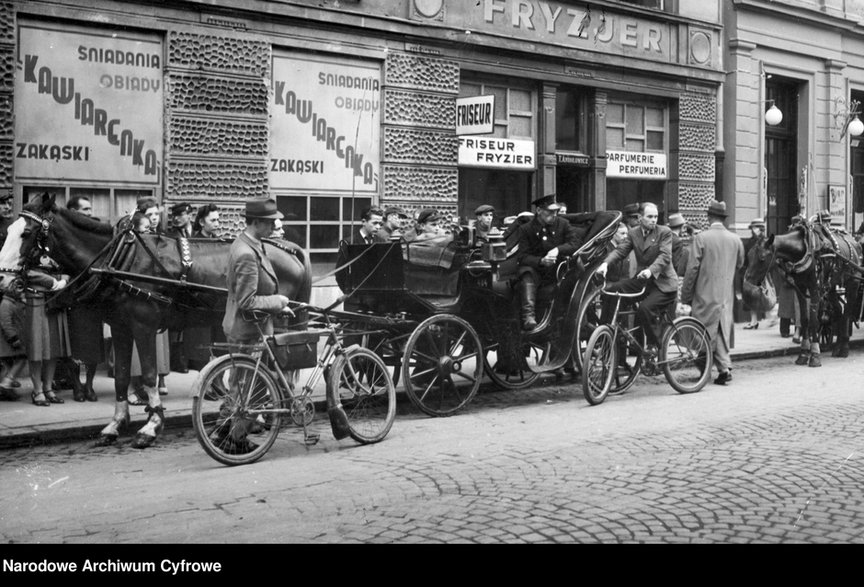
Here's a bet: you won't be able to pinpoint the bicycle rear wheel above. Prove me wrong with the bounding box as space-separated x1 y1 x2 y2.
582 325 616 405
191 354 284 466
660 317 713 394
327 347 396 444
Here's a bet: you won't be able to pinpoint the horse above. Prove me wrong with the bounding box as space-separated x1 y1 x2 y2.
13 193 311 448
743 219 862 366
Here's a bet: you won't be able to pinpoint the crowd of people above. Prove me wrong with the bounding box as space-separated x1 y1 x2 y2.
0 187 822 408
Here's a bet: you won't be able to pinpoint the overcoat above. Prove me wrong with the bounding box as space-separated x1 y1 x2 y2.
681 223 745 342
514 216 580 281
222 231 284 341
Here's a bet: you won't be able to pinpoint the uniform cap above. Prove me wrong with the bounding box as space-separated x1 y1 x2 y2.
531 194 561 211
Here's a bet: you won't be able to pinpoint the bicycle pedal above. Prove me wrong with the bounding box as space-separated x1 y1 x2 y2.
304 433 320 446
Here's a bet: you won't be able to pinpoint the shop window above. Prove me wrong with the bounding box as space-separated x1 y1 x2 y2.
22 185 153 224
556 88 585 152
606 100 667 152
276 194 372 275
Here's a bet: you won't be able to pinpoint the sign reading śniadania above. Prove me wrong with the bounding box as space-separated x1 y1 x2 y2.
14 22 163 184
271 52 381 193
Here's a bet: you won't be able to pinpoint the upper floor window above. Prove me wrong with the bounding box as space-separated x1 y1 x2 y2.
460 79 536 140
606 100 667 153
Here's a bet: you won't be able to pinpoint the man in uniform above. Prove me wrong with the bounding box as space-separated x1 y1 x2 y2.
165 202 193 239
514 194 580 331
596 202 678 353
681 201 745 386
378 206 407 241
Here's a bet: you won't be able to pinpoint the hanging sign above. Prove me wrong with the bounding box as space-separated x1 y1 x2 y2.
271 52 381 193
14 22 163 184
456 95 495 135
458 137 535 169
606 150 667 179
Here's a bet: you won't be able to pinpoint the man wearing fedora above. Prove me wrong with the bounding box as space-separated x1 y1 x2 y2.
667 212 690 277
223 198 294 346
596 202 678 353
681 201 745 386
513 194 579 330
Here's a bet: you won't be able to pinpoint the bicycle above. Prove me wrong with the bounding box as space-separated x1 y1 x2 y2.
191 302 397 466
581 278 713 405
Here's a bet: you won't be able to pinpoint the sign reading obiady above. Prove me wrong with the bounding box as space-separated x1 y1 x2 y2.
606 150 667 179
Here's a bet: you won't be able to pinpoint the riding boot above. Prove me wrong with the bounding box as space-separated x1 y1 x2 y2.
519 277 538 331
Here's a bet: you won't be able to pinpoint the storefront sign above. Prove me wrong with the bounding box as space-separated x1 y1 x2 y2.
14 22 163 183
448 0 672 63
271 52 381 193
457 95 495 135
459 137 535 169
606 150 667 179
556 152 589 166
829 185 846 219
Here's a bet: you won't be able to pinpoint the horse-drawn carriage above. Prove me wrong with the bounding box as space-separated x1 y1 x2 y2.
334 210 623 417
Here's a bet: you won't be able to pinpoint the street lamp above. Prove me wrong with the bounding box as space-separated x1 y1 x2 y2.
831 96 863 140
765 100 783 126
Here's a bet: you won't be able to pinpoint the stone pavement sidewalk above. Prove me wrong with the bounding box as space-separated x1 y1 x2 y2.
1 323 861 448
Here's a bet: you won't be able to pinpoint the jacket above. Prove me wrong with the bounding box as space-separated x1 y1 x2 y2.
604 224 678 293
514 216 580 272
222 232 284 341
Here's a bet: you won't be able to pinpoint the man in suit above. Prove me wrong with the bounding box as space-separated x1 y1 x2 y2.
223 198 293 345
335 206 385 313
514 194 580 330
596 202 678 352
667 212 690 277
681 201 745 386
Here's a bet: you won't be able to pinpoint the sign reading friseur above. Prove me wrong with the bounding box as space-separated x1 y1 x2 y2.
606 150 667 179
458 137 535 169
456 95 495 135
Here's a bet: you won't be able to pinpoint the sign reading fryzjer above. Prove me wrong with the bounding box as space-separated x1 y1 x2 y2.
606 150 667 179
271 52 381 193
15 22 163 183
456 95 495 135
458 137 535 169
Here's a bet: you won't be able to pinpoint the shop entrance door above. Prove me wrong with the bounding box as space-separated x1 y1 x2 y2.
765 80 799 236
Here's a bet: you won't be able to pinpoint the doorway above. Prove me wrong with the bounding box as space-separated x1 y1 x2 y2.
765 79 799 236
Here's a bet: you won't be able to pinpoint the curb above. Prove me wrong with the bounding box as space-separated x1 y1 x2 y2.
2 342 861 449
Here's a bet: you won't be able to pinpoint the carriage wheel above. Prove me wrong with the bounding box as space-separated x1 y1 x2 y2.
572 280 605 373
660 317 713 394
191 354 284 466
482 339 542 390
402 314 483 417
327 347 396 444
582 325 616 405
362 330 402 387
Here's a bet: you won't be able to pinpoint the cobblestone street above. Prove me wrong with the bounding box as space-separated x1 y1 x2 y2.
2 355 864 544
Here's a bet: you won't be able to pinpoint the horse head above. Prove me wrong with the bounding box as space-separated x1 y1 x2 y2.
743 235 774 287
16 193 57 271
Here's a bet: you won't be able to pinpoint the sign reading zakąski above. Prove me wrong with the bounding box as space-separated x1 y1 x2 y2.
14 21 163 184
606 150 667 179
271 52 381 193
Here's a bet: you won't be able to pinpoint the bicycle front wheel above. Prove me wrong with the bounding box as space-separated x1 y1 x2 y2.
327 347 396 444
582 325 616 405
660 317 713 394
191 354 284 466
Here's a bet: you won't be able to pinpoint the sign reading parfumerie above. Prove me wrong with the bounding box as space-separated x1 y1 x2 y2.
606 150 667 179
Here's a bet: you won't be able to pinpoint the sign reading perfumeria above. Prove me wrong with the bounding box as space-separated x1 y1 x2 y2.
606 150 667 179
271 52 381 193
458 137 535 169
14 22 163 183
456 95 495 135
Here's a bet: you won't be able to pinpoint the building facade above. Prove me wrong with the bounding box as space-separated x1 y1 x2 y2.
0 0 725 285
722 0 864 235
